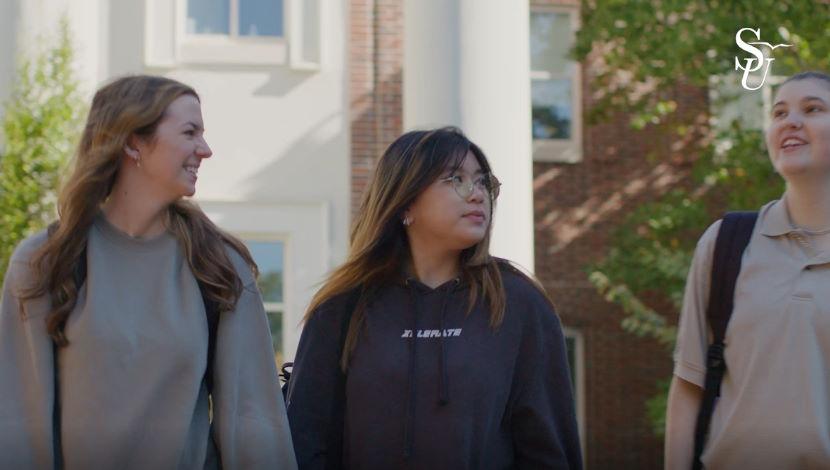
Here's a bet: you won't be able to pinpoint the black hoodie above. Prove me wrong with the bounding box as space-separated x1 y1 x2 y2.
287 264 582 469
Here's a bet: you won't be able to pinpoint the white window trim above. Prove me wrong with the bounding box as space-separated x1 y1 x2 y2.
175 0 288 66
263 302 286 313
563 327 586 462
531 5 583 164
144 0 322 69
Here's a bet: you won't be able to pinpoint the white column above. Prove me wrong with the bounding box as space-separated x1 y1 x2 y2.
11 0 105 96
404 0 534 272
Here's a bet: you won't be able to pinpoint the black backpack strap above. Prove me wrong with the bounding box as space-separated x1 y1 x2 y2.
199 283 220 396
692 211 758 470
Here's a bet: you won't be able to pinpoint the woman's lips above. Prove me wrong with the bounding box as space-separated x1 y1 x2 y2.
463 212 486 223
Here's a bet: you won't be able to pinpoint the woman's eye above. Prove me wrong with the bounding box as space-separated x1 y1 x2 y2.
806 105 822 113
451 175 463 184
772 109 786 118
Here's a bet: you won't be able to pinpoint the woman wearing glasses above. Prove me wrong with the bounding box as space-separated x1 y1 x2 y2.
286 127 582 469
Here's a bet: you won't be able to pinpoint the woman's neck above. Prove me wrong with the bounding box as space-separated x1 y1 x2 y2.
785 182 830 231
407 240 460 289
101 185 169 238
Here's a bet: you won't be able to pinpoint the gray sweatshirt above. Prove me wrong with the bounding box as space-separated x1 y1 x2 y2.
0 214 297 469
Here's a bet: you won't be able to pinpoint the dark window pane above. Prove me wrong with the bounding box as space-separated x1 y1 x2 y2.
239 0 284 37
565 335 576 391
532 79 572 139
266 310 283 356
245 240 284 303
187 0 229 35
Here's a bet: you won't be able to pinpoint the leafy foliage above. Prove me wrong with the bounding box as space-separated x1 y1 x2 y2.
575 0 830 432
0 20 84 287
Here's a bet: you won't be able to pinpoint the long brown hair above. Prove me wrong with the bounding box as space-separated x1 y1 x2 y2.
306 127 510 369
22 75 256 346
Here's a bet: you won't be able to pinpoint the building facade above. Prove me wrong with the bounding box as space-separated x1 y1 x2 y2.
0 0 706 467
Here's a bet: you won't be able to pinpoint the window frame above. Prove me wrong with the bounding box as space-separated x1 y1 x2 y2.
145 0 323 69
175 0 288 66
530 5 583 163
239 234 288 315
238 234 288 361
563 326 586 460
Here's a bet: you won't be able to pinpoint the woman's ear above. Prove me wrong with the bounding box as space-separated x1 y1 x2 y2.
123 134 141 158
123 135 143 167
123 144 139 159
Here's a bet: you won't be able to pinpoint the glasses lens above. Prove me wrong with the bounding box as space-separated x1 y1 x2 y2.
455 178 472 199
488 175 501 199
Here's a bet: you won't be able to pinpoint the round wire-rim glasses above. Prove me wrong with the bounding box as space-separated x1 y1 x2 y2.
440 173 502 200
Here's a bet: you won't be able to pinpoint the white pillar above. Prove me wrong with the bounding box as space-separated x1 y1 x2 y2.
404 0 534 272
12 0 106 96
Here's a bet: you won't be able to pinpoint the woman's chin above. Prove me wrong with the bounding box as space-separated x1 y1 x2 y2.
452 232 486 250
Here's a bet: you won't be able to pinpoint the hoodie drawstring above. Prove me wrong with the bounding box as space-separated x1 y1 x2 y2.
403 282 418 460
436 281 456 406
402 278 458 461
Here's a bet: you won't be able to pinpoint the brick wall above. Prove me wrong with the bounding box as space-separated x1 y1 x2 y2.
531 1 709 466
349 0 403 215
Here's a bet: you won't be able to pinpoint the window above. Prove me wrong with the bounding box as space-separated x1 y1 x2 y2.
145 0 321 68
243 239 285 363
186 0 284 37
563 328 585 458
530 8 582 163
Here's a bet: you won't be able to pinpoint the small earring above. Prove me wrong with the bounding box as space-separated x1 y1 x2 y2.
403 216 412 226
134 156 141 168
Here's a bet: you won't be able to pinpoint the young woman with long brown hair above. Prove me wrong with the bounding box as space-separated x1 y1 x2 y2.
0 75 296 469
287 127 582 469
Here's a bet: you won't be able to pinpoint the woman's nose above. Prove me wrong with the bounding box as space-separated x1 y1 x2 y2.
198 138 213 159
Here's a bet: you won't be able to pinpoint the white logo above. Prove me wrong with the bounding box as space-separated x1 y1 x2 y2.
734 28 791 91
401 328 462 338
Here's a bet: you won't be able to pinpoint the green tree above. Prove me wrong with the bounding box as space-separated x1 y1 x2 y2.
573 0 830 434
0 19 84 286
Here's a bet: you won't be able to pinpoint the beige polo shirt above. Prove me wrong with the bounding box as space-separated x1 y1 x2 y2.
675 197 830 469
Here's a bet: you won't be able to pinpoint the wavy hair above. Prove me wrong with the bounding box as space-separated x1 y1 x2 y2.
22 75 256 346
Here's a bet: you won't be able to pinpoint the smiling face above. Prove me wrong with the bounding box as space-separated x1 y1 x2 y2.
766 78 830 182
130 94 212 201
404 151 494 252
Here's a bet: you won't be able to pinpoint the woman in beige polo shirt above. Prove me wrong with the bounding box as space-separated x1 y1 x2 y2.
666 71 830 469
